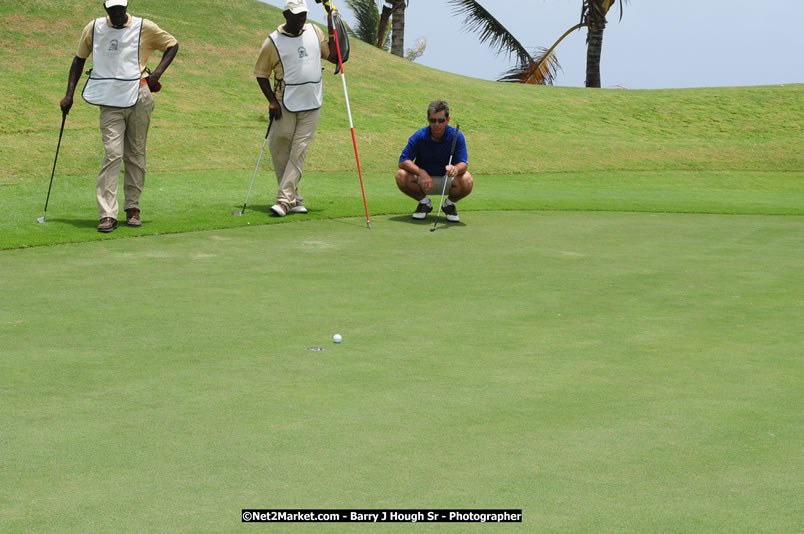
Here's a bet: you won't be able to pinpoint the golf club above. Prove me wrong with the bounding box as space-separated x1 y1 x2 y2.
325 0 371 229
431 123 460 232
233 117 273 216
37 112 67 224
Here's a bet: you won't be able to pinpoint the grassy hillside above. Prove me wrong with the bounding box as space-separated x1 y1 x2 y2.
1 0 802 183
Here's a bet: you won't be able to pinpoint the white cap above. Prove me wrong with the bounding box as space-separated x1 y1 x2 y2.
104 0 128 7
284 0 308 14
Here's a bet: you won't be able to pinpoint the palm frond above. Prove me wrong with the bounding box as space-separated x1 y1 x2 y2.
448 0 531 66
615 0 629 22
344 0 380 45
582 0 629 24
405 37 427 62
497 22 586 85
498 47 561 85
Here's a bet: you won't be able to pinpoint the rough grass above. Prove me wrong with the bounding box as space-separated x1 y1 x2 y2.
0 1 801 181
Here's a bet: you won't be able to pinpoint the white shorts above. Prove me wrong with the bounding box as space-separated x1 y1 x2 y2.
417 175 454 195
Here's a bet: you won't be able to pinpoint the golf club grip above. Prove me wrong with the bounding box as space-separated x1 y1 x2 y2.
54 113 66 165
264 116 273 139
447 124 460 167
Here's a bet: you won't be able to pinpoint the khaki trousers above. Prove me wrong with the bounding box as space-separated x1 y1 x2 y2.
96 84 155 220
269 103 321 206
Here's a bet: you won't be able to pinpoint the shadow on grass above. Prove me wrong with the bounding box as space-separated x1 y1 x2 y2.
330 218 372 229
387 215 467 229
242 202 348 220
48 217 99 229
233 204 329 216
231 204 272 216
242 204 272 216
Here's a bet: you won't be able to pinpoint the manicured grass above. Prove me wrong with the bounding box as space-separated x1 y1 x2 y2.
1 212 802 533
3 169 803 249
2 1 803 532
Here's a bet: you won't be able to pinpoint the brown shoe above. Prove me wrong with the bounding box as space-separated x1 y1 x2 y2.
126 208 142 227
98 217 118 233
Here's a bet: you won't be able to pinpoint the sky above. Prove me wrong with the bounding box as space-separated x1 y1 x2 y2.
258 0 804 89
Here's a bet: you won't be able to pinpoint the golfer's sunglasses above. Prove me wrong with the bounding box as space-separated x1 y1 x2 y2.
428 118 447 124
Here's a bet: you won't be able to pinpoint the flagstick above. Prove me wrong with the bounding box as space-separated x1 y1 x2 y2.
329 5 371 229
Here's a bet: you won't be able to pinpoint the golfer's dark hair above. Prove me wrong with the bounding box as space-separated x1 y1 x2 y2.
427 100 450 118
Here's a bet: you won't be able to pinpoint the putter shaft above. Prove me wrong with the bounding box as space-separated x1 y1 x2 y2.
233 118 273 216
431 124 460 232
38 113 67 223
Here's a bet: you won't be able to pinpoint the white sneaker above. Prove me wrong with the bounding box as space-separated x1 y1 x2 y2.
411 200 433 220
289 204 308 214
270 203 289 217
443 202 460 222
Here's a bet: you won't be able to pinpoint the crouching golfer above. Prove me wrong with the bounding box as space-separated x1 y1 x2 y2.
254 0 338 217
60 0 178 233
396 100 473 222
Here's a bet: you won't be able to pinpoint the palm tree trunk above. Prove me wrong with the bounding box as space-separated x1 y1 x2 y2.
377 3 392 49
585 20 605 88
390 0 406 57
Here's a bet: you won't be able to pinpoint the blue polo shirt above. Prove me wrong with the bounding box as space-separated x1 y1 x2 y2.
399 125 468 176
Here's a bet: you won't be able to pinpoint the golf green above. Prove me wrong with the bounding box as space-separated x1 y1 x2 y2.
1 211 801 533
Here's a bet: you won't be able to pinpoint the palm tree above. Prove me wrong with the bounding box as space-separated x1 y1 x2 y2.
346 0 425 60
449 0 628 87
377 0 408 57
343 0 402 53
344 0 381 45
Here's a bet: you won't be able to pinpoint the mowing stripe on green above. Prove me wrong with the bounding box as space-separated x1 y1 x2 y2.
1 212 802 533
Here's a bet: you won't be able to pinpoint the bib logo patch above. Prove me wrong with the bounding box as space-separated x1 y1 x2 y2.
298 46 308 58
109 39 119 51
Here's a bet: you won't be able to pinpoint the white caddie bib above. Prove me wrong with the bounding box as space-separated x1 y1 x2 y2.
270 25 323 112
82 17 144 108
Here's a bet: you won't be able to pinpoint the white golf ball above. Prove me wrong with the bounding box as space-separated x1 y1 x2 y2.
333 334 342 343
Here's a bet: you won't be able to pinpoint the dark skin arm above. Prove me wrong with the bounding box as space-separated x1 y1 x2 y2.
60 56 87 115
257 77 282 121
148 43 179 92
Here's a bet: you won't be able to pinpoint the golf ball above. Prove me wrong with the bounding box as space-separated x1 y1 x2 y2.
333 334 342 343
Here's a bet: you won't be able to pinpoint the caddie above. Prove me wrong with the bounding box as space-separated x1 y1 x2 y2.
60 0 179 233
254 0 338 217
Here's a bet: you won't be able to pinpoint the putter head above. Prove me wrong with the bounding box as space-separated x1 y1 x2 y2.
232 211 243 216
37 216 45 224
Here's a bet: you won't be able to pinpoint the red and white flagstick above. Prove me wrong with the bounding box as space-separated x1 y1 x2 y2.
328 4 371 229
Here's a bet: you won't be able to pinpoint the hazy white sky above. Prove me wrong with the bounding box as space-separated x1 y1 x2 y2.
259 0 804 89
